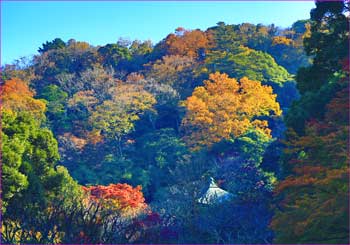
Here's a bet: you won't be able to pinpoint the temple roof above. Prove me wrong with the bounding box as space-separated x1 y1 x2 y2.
197 177 233 204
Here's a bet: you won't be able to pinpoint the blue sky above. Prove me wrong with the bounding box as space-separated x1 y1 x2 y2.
1 1 315 65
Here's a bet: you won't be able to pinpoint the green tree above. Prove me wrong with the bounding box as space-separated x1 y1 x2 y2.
204 47 292 87
40 84 69 132
38 38 66 53
297 0 349 94
98 43 131 69
135 128 188 198
286 0 349 134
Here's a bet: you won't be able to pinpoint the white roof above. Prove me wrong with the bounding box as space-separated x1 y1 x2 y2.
197 177 233 204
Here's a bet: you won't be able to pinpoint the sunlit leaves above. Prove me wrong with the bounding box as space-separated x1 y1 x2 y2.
204 47 293 86
182 72 281 150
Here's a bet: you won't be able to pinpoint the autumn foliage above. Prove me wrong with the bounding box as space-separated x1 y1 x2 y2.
1 78 46 118
271 84 350 243
182 72 281 150
83 183 147 217
165 27 213 58
272 36 293 46
2 1 348 243
270 2 350 242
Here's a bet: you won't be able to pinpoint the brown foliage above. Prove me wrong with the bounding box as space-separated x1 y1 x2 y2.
165 28 213 58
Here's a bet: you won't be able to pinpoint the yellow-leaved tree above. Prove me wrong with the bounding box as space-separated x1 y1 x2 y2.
182 72 282 150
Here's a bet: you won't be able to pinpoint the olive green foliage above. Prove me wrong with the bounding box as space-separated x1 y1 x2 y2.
204 47 292 86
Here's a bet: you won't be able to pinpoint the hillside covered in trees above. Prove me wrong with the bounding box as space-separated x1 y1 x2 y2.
1 1 349 244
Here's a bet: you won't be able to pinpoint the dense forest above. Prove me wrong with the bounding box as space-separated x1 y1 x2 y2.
1 1 349 244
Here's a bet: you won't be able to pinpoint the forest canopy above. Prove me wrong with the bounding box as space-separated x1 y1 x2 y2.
1 1 349 244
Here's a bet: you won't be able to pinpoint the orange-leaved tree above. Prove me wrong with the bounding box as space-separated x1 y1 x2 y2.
1 78 46 119
83 183 147 217
181 72 281 150
165 27 213 59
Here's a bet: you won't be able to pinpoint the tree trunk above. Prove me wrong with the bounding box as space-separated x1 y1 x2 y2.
115 136 123 158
